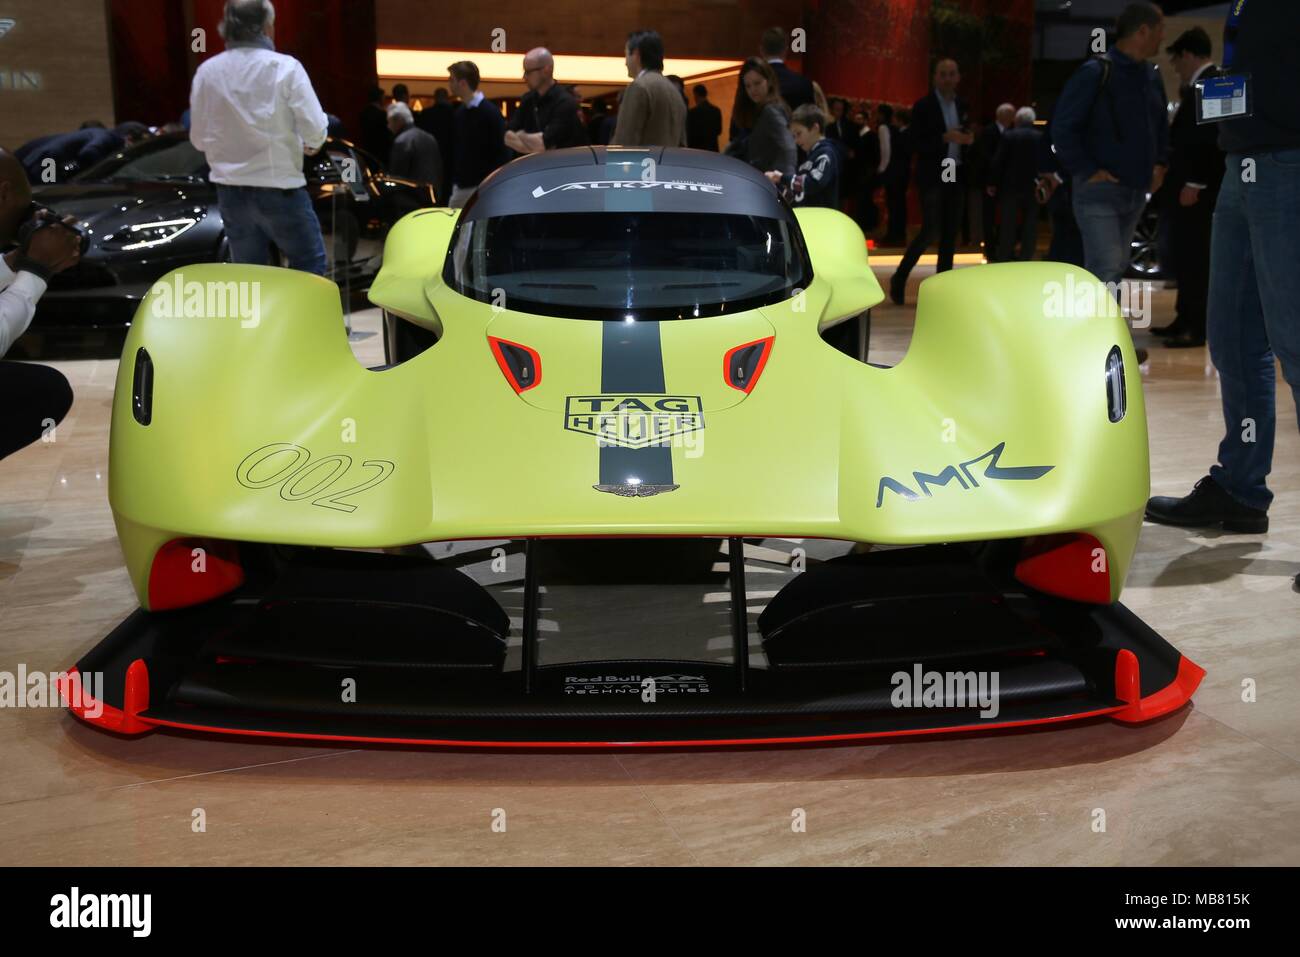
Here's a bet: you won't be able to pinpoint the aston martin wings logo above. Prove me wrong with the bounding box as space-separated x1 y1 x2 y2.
0 19 15 39
565 394 704 449
594 483 679 497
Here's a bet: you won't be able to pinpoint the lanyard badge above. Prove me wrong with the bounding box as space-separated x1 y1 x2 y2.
1194 73 1252 124
1197 0 1253 124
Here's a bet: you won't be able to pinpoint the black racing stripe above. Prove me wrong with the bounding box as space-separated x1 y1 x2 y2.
600 445 672 486
598 320 673 487
600 320 665 392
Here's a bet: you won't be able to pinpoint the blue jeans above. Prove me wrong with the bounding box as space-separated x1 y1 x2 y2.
215 184 328 276
1071 179 1147 287
1207 148 1300 511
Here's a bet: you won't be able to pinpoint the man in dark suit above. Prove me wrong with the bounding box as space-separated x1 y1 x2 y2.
989 107 1044 261
387 102 442 188
687 84 723 151
881 107 913 244
1156 26 1224 348
359 86 391 166
968 103 1014 260
825 98 858 149
889 58 974 304
760 27 814 111
415 88 456 202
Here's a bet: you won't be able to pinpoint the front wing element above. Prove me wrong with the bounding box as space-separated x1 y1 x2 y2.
62 542 1202 748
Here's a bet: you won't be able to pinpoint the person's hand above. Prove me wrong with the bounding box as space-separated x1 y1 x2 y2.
764 170 783 185
25 219 82 275
1036 176 1058 202
1087 169 1119 184
1150 164 1167 193
1179 185 1201 207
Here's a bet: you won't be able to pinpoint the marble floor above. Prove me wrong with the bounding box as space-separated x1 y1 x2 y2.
1 265 1297 866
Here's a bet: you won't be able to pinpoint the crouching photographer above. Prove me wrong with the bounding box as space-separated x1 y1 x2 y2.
0 149 79 462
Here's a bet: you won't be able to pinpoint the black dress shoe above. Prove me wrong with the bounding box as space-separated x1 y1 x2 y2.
1145 475 1269 533
888 275 905 306
1164 334 1206 348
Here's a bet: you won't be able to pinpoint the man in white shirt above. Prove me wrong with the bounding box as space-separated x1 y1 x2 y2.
189 0 329 274
0 150 77 460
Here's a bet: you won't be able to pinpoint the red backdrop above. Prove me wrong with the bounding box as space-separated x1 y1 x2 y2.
110 0 377 138
803 0 1033 122
108 0 1030 134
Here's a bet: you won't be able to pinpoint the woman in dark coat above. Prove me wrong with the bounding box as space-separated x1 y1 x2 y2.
725 58 796 178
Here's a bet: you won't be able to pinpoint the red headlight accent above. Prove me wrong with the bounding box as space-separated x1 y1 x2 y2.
1014 532 1112 604
147 538 244 611
723 336 774 393
488 336 542 393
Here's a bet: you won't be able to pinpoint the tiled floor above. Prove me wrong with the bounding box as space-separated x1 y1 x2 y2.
1 264 1297 866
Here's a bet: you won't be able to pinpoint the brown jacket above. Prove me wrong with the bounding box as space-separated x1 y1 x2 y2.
611 70 686 148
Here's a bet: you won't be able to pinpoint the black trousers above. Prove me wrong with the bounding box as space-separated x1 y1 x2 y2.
0 361 74 461
895 182 964 284
981 188 999 260
1171 193 1214 340
1047 184 1085 267
997 188 1039 262
856 172 881 233
884 178 908 243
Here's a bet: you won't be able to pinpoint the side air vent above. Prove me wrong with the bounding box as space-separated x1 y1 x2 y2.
1105 345 1126 423
132 347 153 425
488 336 542 393
724 336 774 393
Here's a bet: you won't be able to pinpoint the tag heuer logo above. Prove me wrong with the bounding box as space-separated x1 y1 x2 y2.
565 394 704 449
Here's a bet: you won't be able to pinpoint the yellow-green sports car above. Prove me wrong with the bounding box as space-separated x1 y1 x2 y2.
62 147 1202 747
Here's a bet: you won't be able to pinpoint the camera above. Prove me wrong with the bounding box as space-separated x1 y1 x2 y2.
15 202 90 256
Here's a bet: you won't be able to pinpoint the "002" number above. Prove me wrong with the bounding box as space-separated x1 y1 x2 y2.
236 443 395 513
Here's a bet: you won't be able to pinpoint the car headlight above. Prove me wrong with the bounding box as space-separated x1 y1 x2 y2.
109 217 199 251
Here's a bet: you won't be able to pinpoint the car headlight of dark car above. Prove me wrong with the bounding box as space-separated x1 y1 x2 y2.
100 217 200 252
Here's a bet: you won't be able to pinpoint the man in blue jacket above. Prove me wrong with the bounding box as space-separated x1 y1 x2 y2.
1051 2 1168 290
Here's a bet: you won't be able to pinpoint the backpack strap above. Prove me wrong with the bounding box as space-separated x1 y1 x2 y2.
1085 55 1124 143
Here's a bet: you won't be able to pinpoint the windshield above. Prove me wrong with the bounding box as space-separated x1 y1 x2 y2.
444 211 812 321
76 138 208 183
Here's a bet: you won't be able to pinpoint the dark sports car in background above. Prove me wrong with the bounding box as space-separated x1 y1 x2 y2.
17 133 435 353
1126 201 1165 280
